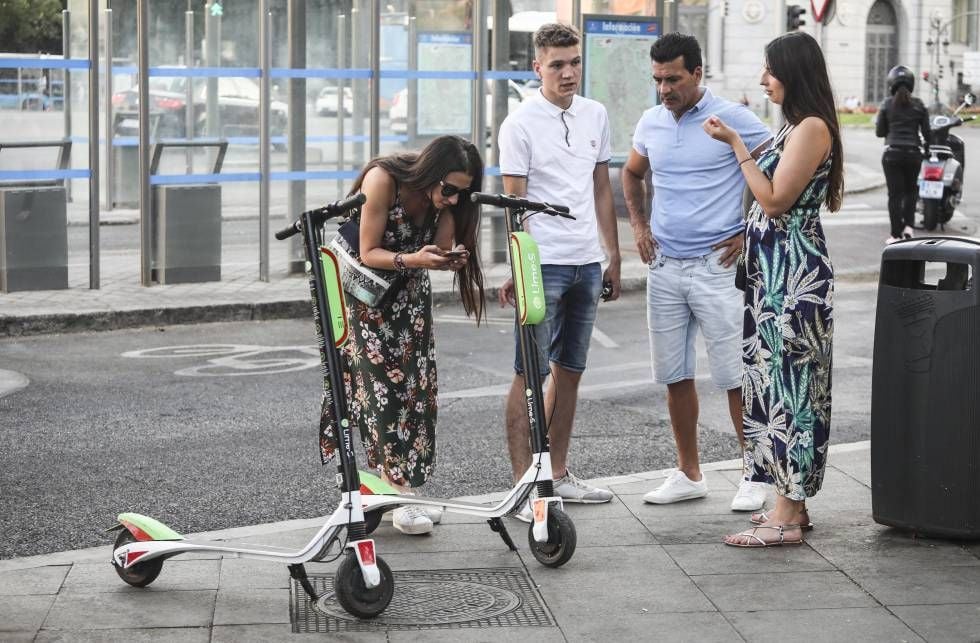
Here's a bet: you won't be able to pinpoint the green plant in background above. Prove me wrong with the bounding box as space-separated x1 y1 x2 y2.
0 0 66 54
838 112 875 127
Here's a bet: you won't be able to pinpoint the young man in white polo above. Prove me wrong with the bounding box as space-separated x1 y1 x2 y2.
497 23 621 520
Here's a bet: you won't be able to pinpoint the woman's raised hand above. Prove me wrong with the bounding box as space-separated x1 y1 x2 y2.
702 115 737 145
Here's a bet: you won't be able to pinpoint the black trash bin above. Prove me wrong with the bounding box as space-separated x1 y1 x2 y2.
871 237 980 539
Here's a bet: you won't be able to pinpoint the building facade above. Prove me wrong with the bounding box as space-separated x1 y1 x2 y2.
669 0 979 111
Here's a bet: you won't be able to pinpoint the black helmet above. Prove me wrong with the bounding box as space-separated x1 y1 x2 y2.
887 65 915 94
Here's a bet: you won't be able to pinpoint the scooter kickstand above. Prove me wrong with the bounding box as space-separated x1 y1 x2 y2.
288 563 321 600
488 518 518 551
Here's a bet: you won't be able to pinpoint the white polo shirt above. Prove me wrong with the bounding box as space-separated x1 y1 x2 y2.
498 91 611 265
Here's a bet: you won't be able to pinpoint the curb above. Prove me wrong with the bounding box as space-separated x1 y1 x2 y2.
0 275 653 337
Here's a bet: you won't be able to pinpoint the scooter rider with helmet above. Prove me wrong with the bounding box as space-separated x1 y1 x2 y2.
876 64 931 244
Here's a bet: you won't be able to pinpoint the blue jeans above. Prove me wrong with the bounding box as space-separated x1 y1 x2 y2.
514 263 602 377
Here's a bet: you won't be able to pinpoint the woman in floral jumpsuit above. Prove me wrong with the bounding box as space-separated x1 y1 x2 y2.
703 32 843 547
320 136 486 534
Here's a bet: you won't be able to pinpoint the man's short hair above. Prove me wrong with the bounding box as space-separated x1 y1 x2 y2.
649 33 702 73
534 23 580 52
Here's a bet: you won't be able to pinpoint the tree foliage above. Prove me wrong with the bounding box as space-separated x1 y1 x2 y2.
0 0 67 54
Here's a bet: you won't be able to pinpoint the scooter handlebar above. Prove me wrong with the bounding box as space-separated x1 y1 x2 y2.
470 192 574 219
275 193 367 240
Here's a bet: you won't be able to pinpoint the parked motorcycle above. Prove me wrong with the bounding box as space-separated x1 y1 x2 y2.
918 93 975 231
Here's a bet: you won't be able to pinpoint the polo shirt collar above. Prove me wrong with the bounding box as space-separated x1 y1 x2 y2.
692 86 712 113
535 88 578 117
666 86 712 121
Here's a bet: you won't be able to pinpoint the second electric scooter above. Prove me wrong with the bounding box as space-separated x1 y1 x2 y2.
354 192 578 568
109 194 396 619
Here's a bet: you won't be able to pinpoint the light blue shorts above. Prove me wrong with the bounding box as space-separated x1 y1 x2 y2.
514 262 602 378
646 247 742 390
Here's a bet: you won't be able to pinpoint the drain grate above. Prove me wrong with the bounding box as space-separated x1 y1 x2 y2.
290 567 554 632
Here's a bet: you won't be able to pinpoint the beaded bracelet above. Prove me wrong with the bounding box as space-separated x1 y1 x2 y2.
393 253 408 271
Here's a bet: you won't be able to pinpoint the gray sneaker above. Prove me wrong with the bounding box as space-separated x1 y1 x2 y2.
553 470 613 503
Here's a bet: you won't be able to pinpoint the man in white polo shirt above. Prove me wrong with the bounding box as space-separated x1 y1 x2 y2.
497 22 621 521
622 33 772 511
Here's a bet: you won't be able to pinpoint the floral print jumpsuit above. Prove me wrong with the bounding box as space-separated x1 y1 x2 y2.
742 124 834 501
319 193 439 488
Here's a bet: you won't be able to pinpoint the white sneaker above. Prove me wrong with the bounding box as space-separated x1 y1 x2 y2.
513 490 536 523
553 470 613 503
643 470 708 504
425 505 443 524
730 480 767 511
392 504 433 535
902 225 914 240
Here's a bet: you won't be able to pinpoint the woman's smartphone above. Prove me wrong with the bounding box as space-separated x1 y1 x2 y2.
443 250 468 258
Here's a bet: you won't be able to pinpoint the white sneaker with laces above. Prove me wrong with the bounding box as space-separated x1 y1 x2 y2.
553 470 613 503
643 470 708 504
392 504 433 535
730 479 767 511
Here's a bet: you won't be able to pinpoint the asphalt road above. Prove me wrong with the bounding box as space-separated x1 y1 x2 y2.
2 279 884 559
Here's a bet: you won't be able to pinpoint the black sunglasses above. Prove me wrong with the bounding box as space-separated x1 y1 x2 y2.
439 180 469 198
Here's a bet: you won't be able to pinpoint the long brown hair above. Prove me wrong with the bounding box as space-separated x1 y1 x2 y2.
765 32 843 211
350 135 486 320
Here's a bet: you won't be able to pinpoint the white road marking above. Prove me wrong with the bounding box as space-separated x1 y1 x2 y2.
0 369 29 398
436 314 620 347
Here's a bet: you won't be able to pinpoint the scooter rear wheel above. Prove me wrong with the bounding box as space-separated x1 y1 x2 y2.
527 507 577 568
112 529 163 588
333 550 394 619
923 199 941 231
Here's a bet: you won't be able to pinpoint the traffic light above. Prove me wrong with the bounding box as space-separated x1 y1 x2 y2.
786 4 806 30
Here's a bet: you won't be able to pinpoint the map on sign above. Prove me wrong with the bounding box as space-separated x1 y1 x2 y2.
417 32 472 136
583 16 660 162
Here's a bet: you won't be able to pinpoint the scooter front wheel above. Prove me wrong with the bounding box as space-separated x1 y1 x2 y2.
527 507 577 568
333 550 394 619
112 529 163 588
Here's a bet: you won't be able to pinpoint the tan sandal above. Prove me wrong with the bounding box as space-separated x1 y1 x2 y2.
724 524 804 548
750 510 813 531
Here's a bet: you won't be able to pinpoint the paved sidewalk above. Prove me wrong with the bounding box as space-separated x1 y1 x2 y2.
2 441 978 641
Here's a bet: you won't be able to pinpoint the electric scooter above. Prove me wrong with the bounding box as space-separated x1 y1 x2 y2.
919 92 975 231
109 194 396 619
354 192 578 568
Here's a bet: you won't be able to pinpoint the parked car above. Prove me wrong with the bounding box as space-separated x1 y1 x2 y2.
0 79 61 111
315 85 354 116
389 80 524 135
111 74 288 143
0 87 49 111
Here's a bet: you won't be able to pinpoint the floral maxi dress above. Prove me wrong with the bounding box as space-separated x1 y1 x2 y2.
319 195 439 488
743 125 834 501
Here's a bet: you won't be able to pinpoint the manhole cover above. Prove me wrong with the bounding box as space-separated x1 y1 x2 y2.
290 567 554 632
